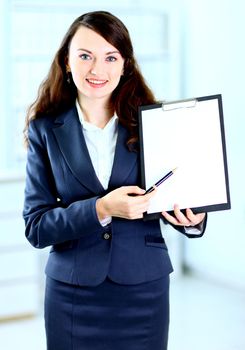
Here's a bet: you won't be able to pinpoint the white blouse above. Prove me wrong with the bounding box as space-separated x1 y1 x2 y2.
76 100 118 190
76 100 117 226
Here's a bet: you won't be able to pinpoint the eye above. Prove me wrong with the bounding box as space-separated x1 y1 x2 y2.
79 53 92 60
106 56 117 62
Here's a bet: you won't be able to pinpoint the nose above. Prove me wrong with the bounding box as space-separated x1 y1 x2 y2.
90 59 104 76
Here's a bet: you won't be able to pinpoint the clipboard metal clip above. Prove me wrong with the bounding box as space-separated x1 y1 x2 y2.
162 98 197 111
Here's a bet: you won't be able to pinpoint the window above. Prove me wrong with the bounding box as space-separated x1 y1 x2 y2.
0 0 181 173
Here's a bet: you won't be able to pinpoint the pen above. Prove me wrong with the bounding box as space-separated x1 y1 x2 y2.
145 167 177 194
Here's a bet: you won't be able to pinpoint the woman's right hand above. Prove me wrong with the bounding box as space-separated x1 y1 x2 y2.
96 186 156 220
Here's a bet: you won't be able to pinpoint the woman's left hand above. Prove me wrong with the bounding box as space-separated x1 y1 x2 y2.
162 204 206 227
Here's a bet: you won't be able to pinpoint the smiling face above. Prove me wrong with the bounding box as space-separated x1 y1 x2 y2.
67 26 125 106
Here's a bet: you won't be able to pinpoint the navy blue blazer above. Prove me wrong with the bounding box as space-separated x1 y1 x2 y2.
23 106 206 287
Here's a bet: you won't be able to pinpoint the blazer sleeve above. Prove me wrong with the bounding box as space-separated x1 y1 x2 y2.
23 120 104 249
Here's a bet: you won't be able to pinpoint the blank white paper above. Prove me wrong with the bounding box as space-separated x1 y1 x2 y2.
140 97 229 214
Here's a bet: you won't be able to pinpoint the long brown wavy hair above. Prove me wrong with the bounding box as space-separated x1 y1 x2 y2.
24 11 156 147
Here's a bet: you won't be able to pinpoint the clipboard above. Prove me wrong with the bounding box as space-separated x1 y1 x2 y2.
138 94 231 220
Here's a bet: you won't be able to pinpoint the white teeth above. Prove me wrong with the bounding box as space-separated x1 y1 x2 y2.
87 79 106 84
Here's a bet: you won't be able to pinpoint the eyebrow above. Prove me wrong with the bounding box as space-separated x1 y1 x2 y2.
77 48 120 55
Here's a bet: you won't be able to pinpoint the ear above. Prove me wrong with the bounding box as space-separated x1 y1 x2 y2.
64 56 70 72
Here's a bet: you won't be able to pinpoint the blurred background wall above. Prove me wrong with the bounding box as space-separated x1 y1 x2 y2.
182 0 245 290
0 0 244 327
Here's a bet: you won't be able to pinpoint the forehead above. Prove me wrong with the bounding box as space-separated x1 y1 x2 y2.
69 26 118 52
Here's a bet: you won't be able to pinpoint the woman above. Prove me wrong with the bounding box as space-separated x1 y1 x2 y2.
23 11 206 350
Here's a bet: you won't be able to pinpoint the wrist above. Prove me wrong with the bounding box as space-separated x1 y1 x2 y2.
96 197 111 221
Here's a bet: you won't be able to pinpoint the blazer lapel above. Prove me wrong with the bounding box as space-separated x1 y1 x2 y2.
109 123 138 189
52 107 105 194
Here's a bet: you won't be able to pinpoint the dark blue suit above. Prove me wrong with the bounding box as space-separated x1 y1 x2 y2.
23 106 206 349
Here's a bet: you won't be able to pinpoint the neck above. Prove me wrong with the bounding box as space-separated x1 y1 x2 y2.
78 96 113 129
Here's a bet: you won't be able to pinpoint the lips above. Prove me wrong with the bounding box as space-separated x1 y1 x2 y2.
86 78 108 87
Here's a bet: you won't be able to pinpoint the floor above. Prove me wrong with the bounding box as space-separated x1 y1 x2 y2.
0 274 244 350
168 275 245 350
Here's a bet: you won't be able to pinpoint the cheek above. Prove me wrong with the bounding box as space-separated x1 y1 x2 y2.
70 63 87 85
70 71 82 88
111 66 124 83
69 57 87 74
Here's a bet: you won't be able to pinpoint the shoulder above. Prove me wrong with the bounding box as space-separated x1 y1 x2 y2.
30 115 55 132
28 105 78 146
30 106 78 132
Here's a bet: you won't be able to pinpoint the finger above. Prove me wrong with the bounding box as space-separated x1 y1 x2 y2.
127 202 149 219
134 188 158 214
186 209 206 225
135 198 153 214
124 186 146 196
125 196 152 218
129 187 157 204
117 211 144 220
144 186 157 199
173 204 192 226
186 208 198 225
162 210 181 226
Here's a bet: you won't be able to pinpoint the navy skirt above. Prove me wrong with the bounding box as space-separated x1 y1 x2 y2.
44 276 170 350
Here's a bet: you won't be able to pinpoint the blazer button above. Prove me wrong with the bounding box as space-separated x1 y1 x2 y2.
103 233 111 240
